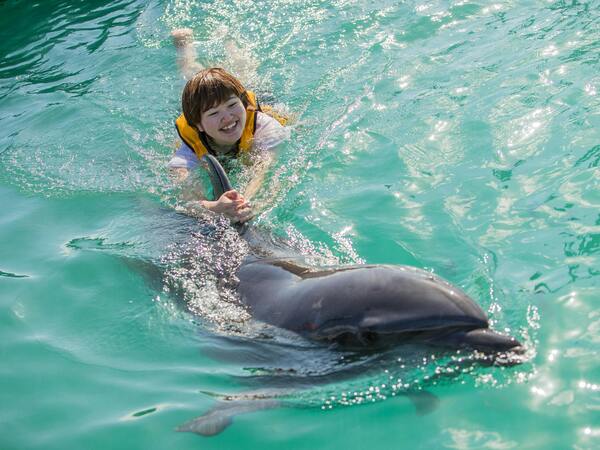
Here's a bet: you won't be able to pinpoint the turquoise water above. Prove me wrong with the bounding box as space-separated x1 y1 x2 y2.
1 0 599 448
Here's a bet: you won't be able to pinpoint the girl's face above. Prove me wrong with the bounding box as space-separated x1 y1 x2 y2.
197 95 247 147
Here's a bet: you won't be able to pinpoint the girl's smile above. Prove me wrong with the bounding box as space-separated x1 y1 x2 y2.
197 95 247 148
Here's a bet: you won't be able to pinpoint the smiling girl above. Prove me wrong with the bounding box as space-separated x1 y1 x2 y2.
168 30 288 223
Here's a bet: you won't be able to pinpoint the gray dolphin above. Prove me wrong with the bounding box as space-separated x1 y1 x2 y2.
202 154 522 354
235 258 520 352
174 155 523 436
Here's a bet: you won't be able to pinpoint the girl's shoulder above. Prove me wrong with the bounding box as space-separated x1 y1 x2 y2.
253 111 290 151
255 110 285 131
168 142 199 169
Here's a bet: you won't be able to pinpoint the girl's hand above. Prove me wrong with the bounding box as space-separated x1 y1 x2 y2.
201 190 253 223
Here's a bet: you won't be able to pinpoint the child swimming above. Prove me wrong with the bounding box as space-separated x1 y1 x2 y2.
168 29 288 224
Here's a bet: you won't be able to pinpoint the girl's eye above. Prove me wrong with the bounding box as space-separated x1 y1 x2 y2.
228 101 238 108
207 111 218 116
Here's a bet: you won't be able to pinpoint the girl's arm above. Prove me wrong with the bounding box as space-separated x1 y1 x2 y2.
171 28 203 80
168 141 206 201
170 167 252 223
168 166 207 203
243 151 274 200
243 112 290 200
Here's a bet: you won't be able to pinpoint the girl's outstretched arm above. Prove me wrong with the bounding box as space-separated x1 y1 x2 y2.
171 28 203 80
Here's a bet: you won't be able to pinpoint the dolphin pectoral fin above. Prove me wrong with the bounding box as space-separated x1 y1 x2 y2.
176 399 281 436
402 390 440 416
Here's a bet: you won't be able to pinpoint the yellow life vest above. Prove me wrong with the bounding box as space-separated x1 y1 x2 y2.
175 90 286 158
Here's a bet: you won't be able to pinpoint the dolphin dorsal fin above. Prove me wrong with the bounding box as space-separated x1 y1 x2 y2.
201 154 233 200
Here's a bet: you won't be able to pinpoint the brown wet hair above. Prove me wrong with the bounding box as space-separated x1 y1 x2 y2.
181 67 251 128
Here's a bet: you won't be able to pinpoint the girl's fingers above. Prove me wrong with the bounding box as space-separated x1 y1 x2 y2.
235 206 253 221
223 190 246 201
219 191 252 220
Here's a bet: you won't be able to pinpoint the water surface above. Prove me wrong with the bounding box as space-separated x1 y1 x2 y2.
1 1 599 449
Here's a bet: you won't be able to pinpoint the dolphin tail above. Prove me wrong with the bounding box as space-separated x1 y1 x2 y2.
176 399 281 436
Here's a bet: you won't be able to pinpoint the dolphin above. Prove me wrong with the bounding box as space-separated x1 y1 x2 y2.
201 154 522 354
172 155 524 436
235 258 520 352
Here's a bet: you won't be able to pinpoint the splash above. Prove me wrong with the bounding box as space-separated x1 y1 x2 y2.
161 212 252 333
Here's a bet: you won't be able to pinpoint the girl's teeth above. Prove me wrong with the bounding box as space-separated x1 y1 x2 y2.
222 122 236 130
